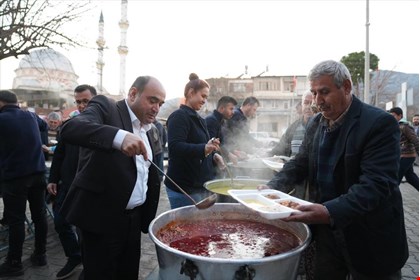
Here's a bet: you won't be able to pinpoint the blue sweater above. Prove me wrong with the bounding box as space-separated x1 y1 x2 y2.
0 105 46 181
165 105 214 194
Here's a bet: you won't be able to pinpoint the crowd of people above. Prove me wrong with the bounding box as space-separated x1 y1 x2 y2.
0 59 418 280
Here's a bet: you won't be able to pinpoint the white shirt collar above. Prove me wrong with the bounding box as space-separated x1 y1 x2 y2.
125 99 151 132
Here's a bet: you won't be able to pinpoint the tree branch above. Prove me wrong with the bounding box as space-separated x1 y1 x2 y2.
0 0 93 60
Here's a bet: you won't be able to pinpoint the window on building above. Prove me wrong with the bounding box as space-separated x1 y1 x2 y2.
259 82 270 90
285 77 297 92
230 83 246 93
271 100 276 108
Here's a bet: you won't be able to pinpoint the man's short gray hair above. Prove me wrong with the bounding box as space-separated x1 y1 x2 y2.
47 111 62 121
308 60 353 90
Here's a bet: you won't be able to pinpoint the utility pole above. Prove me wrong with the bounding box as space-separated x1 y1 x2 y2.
364 0 370 104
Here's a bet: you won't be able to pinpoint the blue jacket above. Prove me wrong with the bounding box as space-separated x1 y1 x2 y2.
268 96 408 276
205 109 224 139
165 105 214 194
0 105 46 181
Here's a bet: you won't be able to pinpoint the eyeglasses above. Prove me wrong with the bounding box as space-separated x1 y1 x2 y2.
74 99 90 105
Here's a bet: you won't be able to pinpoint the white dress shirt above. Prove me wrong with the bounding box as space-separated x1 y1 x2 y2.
112 100 152 209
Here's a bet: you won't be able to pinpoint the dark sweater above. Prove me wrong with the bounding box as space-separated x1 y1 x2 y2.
165 105 214 194
205 109 224 139
0 105 46 181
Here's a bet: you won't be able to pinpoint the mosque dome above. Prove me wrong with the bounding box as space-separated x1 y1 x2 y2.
18 48 75 73
13 48 78 92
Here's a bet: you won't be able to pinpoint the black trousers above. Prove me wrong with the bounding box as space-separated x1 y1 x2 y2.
52 184 81 262
1 173 48 261
80 206 142 280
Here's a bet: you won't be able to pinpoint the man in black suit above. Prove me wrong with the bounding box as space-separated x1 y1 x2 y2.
263 60 407 279
47 84 97 279
59 76 166 280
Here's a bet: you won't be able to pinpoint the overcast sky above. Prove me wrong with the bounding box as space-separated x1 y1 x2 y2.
0 0 418 100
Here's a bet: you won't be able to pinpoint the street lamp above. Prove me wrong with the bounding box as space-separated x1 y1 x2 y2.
364 0 370 104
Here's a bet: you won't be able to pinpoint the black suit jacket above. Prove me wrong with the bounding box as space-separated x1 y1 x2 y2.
268 96 408 276
59 95 161 234
48 127 80 190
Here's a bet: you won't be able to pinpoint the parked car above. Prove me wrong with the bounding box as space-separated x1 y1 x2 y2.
249 132 280 148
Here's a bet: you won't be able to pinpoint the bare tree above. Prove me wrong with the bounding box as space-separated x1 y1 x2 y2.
0 0 92 60
370 69 396 107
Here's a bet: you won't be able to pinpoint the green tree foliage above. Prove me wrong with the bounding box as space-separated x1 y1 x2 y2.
0 0 92 60
340 51 379 85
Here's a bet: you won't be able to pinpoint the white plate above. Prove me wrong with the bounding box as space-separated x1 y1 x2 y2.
262 159 284 172
228 189 307 219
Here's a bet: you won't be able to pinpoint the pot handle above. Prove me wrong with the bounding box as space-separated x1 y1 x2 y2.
234 265 256 280
180 259 198 280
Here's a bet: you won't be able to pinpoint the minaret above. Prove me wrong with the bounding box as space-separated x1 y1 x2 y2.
96 11 105 95
118 0 129 97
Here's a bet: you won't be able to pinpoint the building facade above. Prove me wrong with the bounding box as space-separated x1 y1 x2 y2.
206 74 308 138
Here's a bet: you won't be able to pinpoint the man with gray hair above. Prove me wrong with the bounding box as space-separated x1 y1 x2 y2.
41 111 62 157
271 90 316 159
261 60 408 279
47 111 62 130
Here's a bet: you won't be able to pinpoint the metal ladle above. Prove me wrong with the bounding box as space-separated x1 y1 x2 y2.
219 151 245 189
148 159 217 210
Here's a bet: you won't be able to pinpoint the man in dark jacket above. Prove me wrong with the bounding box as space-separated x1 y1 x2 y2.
205 96 238 164
152 119 166 182
46 84 97 279
0 90 48 277
222 96 260 156
264 60 408 279
389 107 419 190
59 76 166 280
270 90 315 158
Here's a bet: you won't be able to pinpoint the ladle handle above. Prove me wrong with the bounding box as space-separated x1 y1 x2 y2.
218 150 234 184
148 159 197 203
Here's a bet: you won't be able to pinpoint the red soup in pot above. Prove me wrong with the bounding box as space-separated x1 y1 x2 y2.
156 219 300 259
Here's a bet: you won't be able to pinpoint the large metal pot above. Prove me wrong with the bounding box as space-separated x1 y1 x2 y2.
203 178 269 203
148 203 311 280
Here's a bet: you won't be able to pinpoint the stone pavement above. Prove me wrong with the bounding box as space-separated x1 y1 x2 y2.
0 166 418 280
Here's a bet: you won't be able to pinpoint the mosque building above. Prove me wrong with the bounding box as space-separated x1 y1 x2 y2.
12 48 79 111
10 1 127 118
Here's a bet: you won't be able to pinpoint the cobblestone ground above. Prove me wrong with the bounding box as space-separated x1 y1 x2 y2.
0 166 418 280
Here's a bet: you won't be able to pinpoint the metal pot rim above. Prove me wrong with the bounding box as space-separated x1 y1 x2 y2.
203 178 269 187
148 204 311 263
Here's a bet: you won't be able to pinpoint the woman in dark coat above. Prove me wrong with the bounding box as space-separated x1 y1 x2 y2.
165 73 224 209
